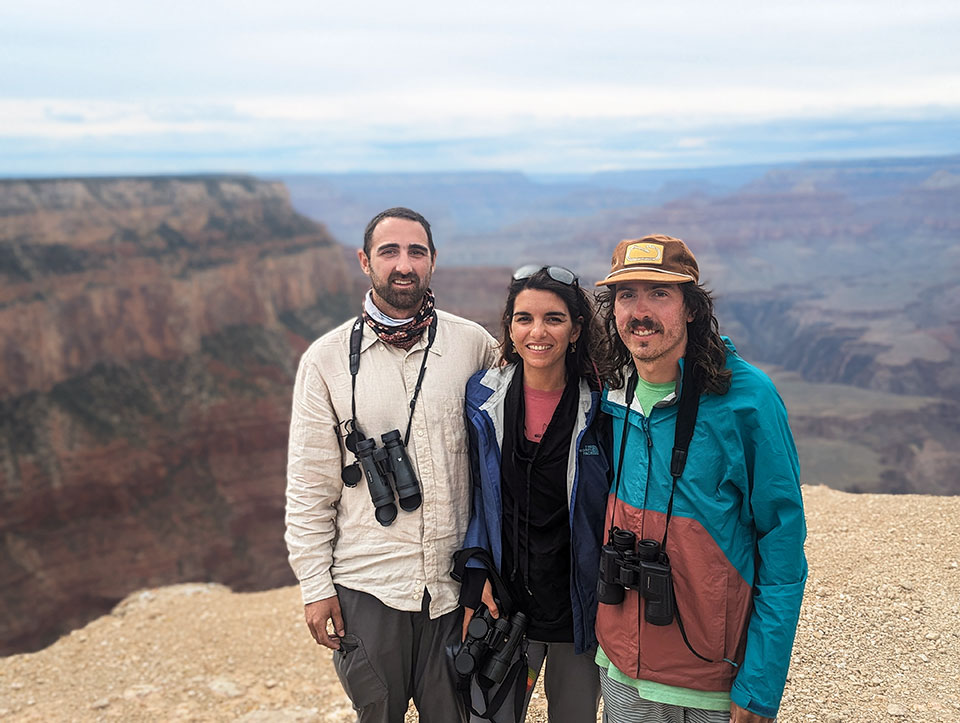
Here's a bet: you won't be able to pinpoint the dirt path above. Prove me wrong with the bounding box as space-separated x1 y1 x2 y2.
1 485 959 722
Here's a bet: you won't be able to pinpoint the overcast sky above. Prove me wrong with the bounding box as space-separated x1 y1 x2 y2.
2 0 959 175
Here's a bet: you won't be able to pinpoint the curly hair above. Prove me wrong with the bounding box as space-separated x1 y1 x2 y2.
596 282 731 395
498 268 616 389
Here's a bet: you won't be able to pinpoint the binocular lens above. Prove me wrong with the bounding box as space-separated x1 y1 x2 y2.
341 463 362 486
344 429 362 454
466 615 491 639
612 528 636 552
375 504 398 526
636 538 660 561
455 650 479 676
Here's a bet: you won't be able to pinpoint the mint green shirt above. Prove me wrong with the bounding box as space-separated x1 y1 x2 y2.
634 376 676 417
596 646 732 712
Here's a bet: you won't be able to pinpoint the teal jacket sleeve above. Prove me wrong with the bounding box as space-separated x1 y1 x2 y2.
729 385 808 718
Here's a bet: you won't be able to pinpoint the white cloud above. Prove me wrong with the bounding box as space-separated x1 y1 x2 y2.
4 0 960 99
4 73 959 145
1 0 959 173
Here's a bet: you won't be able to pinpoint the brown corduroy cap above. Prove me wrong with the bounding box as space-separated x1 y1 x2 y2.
595 234 699 286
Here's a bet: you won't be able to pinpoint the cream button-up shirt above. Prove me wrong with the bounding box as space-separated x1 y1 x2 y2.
285 309 498 618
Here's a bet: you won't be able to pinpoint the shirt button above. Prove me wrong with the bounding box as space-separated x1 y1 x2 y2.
415 579 423 586
417 429 424 437
413 591 421 600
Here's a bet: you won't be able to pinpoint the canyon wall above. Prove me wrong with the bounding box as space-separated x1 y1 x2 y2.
0 176 357 654
4 163 958 654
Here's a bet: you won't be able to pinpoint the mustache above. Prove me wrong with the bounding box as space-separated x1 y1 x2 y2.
627 317 662 333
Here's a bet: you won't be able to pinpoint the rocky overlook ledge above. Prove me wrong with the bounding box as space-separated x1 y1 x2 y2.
1 486 958 722
0 176 357 655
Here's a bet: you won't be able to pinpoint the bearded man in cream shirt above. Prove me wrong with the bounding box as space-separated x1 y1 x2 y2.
285 207 497 723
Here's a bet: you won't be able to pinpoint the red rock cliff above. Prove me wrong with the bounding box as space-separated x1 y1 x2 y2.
0 176 356 655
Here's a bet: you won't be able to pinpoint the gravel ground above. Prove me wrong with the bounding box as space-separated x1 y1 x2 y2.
1 485 959 722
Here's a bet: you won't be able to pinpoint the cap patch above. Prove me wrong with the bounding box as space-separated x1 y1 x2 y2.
624 242 664 265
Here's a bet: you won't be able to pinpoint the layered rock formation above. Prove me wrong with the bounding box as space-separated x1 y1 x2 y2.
5 162 958 656
0 176 357 655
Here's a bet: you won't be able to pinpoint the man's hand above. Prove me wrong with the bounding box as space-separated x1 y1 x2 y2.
461 579 499 640
729 702 774 723
304 595 345 650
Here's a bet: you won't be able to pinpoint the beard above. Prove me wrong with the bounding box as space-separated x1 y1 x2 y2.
370 270 430 317
620 317 663 358
618 315 685 364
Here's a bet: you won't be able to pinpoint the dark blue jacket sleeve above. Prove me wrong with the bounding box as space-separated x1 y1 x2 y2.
460 421 491 565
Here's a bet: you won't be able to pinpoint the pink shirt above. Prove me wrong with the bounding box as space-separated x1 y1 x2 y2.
523 385 564 442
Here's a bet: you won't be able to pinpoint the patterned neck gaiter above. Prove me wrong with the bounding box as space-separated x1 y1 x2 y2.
361 289 436 351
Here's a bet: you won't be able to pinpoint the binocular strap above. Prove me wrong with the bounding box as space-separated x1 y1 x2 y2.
346 314 438 455
671 587 715 663
457 646 529 723
608 370 637 540
611 365 716 664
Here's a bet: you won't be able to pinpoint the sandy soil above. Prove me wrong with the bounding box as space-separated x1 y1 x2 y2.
1 485 959 722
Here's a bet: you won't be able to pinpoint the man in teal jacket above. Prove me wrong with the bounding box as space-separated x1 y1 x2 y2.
593 235 807 722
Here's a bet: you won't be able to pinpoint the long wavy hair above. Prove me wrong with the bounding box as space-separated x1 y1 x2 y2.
596 282 731 394
499 268 615 390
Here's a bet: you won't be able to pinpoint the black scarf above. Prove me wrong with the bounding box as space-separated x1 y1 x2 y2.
499 364 579 641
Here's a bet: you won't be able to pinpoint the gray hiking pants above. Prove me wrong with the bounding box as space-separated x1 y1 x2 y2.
331 585 466 723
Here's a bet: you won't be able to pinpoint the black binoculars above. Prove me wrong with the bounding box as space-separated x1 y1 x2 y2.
597 528 675 626
346 429 423 526
454 607 528 688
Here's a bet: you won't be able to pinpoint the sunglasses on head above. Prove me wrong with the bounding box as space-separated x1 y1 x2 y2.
512 264 579 287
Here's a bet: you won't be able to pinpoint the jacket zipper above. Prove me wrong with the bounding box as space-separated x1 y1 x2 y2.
636 412 654 676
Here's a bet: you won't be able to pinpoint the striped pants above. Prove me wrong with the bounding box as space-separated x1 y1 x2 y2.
599 668 730 723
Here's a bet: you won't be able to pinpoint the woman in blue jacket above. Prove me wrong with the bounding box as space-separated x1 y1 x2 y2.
457 265 611 722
